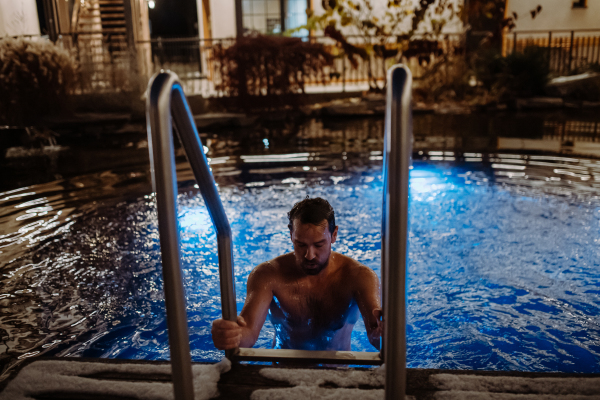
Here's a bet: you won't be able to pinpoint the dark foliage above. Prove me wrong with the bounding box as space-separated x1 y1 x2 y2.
0 38 76 127
467 0 542 50
403 39 445 63
473 46 549 98
213 34 334 101
323 25 367 68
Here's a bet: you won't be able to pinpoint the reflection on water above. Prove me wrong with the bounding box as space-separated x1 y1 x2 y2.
1 116 600 382
3 111 600 192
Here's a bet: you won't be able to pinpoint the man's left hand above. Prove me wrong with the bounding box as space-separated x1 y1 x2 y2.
369 308 383 350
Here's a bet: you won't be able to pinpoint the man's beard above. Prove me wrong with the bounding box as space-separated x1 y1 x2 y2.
301 258 329 275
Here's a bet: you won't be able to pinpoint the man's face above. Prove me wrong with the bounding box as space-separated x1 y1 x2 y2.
290 219 338 276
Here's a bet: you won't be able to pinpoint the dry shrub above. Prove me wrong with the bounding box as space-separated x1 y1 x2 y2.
0 37 77 126
213 34 334 99
414 55 474 103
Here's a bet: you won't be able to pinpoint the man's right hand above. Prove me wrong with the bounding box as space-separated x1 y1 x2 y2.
211 316 247 350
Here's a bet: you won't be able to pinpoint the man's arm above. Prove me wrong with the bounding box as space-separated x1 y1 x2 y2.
211 262 275 350
353 265 382 350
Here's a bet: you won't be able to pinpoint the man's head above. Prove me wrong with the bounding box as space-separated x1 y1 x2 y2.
288 197 338 276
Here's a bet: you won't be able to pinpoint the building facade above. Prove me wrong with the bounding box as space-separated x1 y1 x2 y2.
503 0 600 74
200 0 463 40
506 0 599 32
0 0 41 37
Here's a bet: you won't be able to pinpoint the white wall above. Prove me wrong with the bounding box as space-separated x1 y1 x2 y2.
507 0 600 31
210 0 237 39
0 0 41 37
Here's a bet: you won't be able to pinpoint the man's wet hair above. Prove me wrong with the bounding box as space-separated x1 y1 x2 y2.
288 196 336 234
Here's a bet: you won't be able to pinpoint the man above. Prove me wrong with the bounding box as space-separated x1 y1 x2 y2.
211 197 382 351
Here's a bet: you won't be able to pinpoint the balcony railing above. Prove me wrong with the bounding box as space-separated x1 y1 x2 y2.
503 29 600 75
37 33 461 96
136 35 462 97
17 28 600 96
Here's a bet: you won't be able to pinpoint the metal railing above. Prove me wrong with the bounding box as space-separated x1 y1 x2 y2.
382 64 412 400
146 71 237 400
12 33 453 95
503 29 600 75
138 35 458 96
145 65 412 399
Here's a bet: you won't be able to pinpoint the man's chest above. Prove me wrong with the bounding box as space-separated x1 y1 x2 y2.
271 283 357 328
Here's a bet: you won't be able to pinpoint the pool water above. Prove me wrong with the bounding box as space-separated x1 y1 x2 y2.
1 119 600 381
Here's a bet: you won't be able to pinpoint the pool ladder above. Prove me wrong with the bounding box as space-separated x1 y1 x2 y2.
146 65 412 400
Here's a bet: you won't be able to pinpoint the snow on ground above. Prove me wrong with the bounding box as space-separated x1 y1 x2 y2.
431 393 598 400
259 366 385 388
251 386 386 400
254 366 600 400
0 358 230 400
253 366 392 400
4 359 600 400
430 374 600 396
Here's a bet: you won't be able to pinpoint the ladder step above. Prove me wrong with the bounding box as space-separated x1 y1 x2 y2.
100 13 125 18
99 7 124 11
101 21 126 25
100 28 127 33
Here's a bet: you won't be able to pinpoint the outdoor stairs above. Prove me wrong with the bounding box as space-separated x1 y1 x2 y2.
97 0 128 58
74 0 130 90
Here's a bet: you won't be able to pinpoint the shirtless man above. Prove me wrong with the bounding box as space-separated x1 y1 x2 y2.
211 197 382 351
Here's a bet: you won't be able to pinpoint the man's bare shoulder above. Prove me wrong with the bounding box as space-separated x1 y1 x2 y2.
333 252 379 282
248 253 295 282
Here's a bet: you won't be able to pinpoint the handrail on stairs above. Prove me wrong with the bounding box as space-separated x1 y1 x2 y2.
145 65 412 400
146 71 237 400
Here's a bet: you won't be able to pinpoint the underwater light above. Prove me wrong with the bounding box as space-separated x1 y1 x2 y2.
409 168 450 194
179 208 211 230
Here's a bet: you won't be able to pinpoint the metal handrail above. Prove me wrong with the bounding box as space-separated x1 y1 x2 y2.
146 71 237 400
145 65 412 400
382 64 412 399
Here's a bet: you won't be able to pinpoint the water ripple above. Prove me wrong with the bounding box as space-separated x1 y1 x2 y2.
1 136 600 381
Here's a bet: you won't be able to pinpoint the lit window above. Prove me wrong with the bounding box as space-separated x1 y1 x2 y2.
243 0 282 34
242 0 308 35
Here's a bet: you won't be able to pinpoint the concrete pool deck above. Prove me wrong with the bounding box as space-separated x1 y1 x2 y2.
1 357 599 400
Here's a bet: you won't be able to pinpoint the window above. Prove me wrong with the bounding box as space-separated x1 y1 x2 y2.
242 0 308 35
573 0 587 8
243 0 282 34
285 0 308 36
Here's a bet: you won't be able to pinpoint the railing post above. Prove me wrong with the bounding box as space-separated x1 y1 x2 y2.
279 0 286 33
382 64 412 400
235 0 243 38
147 72 195 400
342 56 346 93
547 31 552 71
146 71 239 400
569 30 575 73
513 31 517 53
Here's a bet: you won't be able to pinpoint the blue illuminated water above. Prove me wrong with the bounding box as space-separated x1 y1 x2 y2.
1 144 600 379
